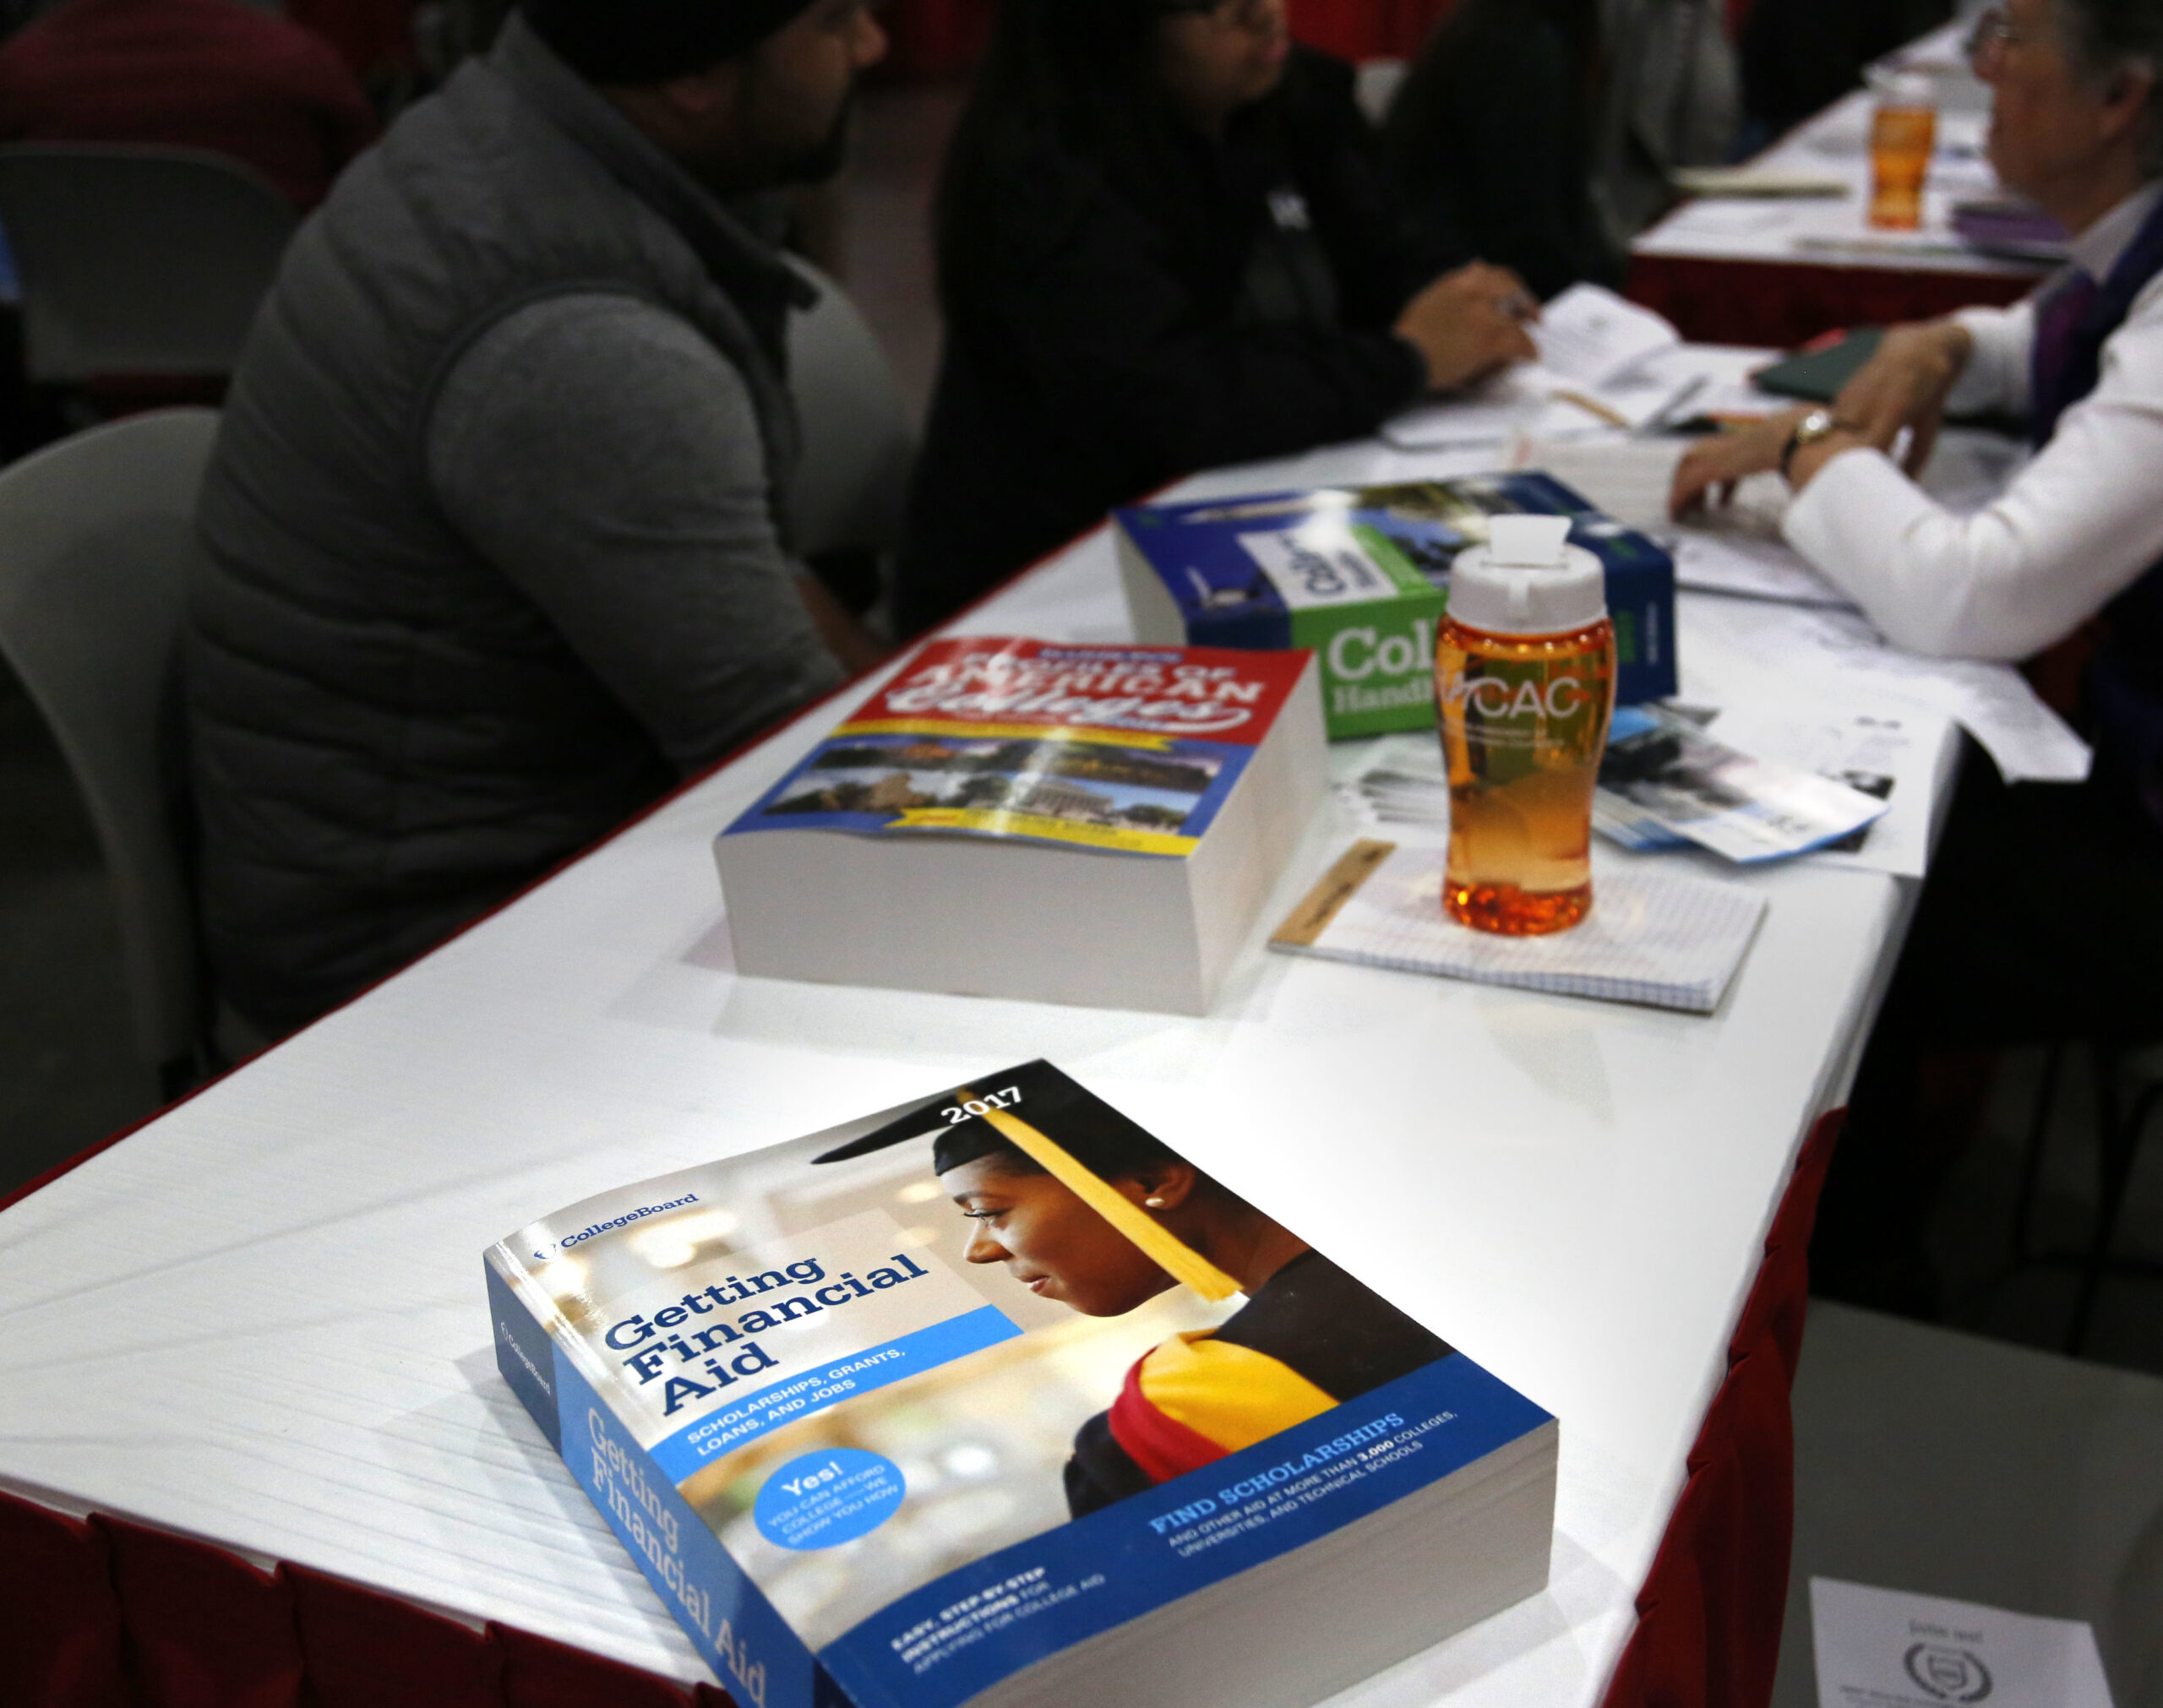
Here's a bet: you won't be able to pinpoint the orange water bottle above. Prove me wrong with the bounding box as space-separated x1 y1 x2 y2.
1436 515 1615 935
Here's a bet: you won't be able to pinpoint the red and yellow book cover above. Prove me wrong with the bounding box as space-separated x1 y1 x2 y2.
726 638 1313 858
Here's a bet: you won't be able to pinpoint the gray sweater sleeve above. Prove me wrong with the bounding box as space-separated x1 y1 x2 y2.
427 292 845 774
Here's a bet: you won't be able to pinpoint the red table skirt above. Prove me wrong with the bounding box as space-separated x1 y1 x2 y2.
1599 1107 1844 1708
1628 253 2039 351
0 1501 740 1708
2 1110 1843 1708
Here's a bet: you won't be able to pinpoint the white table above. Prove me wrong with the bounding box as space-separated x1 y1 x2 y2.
0 433 1962 1707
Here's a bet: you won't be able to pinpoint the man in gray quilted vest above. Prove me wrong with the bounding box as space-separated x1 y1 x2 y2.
185 0 887 1036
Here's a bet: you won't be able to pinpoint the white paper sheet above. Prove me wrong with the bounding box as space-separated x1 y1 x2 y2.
1810 1578 2115 1708
1670 529 1858 608
1383 373 1681 449
1498 438 1858 608
1528 284 1683 388
1683 596 2091 784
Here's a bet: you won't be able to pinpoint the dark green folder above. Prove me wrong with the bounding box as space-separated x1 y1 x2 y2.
1752 328 1884 401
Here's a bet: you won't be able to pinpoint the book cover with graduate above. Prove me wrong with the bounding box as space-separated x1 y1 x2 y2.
486 1063 1556 1708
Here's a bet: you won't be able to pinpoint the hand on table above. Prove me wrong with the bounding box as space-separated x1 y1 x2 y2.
1395 262 1541 392
1832 320 1974 476
1667 407 1812 517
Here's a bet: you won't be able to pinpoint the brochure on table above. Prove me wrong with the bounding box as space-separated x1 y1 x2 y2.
487 1062 1556 1708
1596 704 1891 864
1335 702 1931 878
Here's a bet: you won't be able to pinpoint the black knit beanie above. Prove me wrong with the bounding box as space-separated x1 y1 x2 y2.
521 0 824 82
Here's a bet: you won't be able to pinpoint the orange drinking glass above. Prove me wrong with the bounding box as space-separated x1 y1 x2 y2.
1869 88 1937 231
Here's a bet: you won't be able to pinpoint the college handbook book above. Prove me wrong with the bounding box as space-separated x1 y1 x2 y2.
486 1061 1557 1708
713 637 1326 1014
1115 471 1678 739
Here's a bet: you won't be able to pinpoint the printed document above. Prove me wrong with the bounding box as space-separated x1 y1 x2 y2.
1383 286 1687 448
1810 1578 2114 1708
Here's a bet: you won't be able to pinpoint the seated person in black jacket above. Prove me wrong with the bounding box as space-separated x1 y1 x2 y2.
1379 0 1621 302
892 0 1538 635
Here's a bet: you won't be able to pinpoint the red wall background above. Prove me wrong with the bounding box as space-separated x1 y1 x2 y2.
880 0 1463 80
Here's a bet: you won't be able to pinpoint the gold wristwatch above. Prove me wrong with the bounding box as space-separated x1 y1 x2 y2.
1779 407 1842 480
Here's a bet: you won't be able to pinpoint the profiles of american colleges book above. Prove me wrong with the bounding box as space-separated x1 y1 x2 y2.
725 636 1314 859
486 1063 1558 1708
711 638 1328 1014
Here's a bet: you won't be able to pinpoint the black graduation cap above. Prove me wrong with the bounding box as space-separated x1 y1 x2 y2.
811 1059 1175 1178
817 1059 1243 1302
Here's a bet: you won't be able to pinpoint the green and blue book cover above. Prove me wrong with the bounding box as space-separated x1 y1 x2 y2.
486 1062 1556 1708
1117 473 1677 738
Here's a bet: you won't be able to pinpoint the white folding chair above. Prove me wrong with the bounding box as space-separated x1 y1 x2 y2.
0 144 296 382
0 409 221 1096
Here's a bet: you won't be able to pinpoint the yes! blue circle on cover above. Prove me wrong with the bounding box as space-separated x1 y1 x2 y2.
754 1449 906 1550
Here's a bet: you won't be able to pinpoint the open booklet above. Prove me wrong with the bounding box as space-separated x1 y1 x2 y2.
1384 285 1693 449
487 1062 1556 1708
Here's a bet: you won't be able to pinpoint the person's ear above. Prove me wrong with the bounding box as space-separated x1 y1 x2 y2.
660 57 745 121
2097 62 2155 142
1133 1162 1199 1212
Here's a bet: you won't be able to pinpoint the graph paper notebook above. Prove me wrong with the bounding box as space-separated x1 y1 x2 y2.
1270 840 1766 1013
487 1061 1557 1708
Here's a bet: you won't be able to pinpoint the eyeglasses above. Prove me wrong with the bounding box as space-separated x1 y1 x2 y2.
1966 7 2044 72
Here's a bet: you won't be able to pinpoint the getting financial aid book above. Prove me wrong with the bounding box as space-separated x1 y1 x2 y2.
713 638 1326 1014
1116 473 1677 737
487 1061 1556 1708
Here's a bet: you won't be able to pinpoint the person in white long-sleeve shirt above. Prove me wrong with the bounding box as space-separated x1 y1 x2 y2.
1675 0 2163 799
1672 0 2163 1319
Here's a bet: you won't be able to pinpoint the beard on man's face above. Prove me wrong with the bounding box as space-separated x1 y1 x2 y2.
776 83 857 184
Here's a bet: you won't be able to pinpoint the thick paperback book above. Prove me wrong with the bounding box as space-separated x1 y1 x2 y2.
487 1062 1557 1708
713 638 1327 1014
1116 472 1678 729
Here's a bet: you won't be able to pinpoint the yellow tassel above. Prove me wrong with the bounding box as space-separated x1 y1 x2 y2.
975 1103 1242 1302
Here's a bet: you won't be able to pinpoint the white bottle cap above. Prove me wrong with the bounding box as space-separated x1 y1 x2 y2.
1448 516 1606 637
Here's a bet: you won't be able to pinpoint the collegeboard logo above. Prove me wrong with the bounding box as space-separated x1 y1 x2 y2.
532 1193 700 1260
1904 1641 1991 1702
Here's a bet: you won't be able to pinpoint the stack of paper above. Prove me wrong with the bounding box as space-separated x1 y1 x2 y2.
1270 840 1767 1014
1502 436 1857 609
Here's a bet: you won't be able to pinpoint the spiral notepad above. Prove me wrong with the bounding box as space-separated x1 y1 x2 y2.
1270 840 1767 1013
